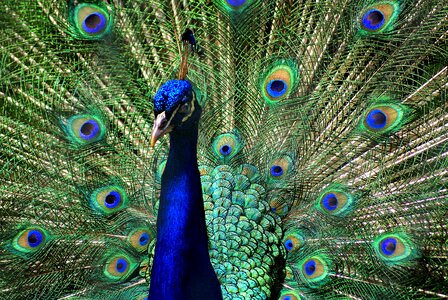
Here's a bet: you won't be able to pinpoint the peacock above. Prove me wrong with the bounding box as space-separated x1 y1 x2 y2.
0 0 447 299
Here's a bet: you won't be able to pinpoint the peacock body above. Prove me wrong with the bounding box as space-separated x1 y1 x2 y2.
0 0 447 299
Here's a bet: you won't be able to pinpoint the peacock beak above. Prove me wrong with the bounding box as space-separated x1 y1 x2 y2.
151 111 172 148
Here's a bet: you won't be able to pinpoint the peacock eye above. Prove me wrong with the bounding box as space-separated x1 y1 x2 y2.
261 62 299 105
279 292 300 300
13 227 48 253
268 155 294 180
298 255 330 286
128 228 153 252
103 254 137 281
71 3 112 39
316 185 355 217
358 1 400 35
373 233 415 263
65 115 106 145
89 186 128 215
283 231 304 252
362 103 407 135
179 102 190 114
212 132 243 160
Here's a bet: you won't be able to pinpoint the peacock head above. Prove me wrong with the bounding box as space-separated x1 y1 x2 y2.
151 79 201 147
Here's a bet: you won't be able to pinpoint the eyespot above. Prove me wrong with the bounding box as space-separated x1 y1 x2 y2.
212 132 243 160
65 115 105 145
268 155 294 180
89 186 127 215
261 62 298 104
104 254 137 281
71 3 112 39
298 255 329 286
373 233 416 263
315 185 355 217
362 103 405 134
13 227 48 253
359 1 400 34
279 290 301 300
128 228 153 252
283 232 304 252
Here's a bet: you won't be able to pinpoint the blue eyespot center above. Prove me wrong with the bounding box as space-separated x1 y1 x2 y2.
381 238 397 255
305 260 316 276
220 144 232 156
139 233 150 246
366 109 387 129
362 9 385 30
79 120 100 140
284 239 294 251
267 80 288 98
27 230 43 248
322 193 338 211
270 165 284 177
116 258 128 273
226 0 247 7
283 296 292 300
104 191 121 209
82 12 107 34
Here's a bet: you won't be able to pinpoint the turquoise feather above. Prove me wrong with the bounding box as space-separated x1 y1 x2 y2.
0 0 447 299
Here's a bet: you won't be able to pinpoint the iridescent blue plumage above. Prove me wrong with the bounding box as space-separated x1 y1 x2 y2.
266 80 288 98
362 9 385 31
219 144 232 155
284 239 294 251
321 193 338 211
27 230 43 248
381 238 397 256
366 109 387 129
270 165 284 177
153 80 193 114
82 12 107 34
138 233 149 246
304 260 316 276
149 80 222 299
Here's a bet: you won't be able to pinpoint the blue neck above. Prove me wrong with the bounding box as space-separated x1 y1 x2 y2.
148 125 222 299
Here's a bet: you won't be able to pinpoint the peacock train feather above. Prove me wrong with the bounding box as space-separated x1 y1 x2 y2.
0 0 447 299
